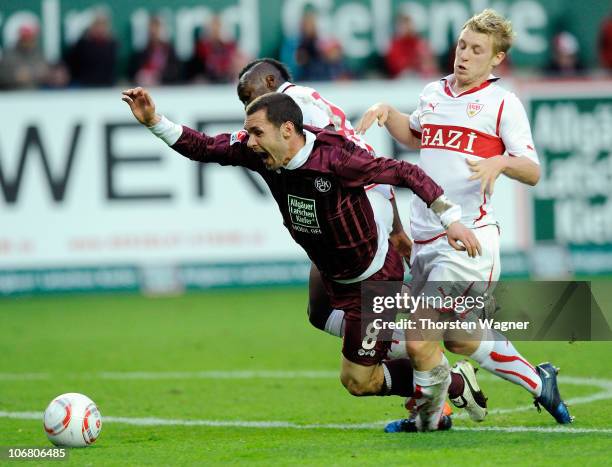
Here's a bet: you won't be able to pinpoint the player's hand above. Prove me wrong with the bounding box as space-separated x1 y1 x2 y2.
445 222 481 258
355 103 391 134
389 229 413 266
467 156 507 196
121 87 160 127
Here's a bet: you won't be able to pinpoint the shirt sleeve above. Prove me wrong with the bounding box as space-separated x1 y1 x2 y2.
408 91 426 139
170 126 264 171
331 143 443 206
289 92 332 128
499 92 539 164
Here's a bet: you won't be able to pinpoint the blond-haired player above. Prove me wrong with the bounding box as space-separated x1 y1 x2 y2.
357 9 573 430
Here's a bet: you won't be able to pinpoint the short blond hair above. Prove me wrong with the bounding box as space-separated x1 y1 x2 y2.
463 9 514 54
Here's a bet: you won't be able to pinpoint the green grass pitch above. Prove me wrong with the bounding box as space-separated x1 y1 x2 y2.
1 287 611 466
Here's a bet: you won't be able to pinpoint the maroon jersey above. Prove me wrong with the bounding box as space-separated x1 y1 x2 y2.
171 125 443 281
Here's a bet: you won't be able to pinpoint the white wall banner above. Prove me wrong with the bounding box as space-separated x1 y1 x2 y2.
0 80 529 292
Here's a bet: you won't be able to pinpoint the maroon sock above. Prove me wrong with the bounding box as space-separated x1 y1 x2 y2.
448 371 464 398
380 359 414 397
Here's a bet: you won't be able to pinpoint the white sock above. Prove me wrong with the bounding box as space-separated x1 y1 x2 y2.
324 309 345 337
470 330 542 397
386 329 408 359
412 353 451 431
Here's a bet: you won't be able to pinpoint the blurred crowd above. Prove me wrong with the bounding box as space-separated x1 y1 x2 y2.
1 8 612 90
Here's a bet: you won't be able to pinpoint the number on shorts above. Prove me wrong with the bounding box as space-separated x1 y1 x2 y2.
361 322 380 350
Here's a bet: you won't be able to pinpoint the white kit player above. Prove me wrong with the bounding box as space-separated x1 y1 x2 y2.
357 9 573 430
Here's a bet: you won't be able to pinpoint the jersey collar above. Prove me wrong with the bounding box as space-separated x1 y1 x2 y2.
277 82 296 94
284 130 316 170
441 74 499 98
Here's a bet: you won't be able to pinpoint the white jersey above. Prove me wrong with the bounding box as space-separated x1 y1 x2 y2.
278 82 393 199
409 75 539 241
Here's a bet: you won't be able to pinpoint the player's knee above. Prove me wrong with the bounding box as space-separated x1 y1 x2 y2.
340 371 373 396
404 339 429 358
444 340 478 356
444 340 463 354
341 377 370 396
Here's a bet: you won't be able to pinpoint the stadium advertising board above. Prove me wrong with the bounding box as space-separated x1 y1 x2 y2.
0 81 528 294
0 0 606 74
524 82 612 276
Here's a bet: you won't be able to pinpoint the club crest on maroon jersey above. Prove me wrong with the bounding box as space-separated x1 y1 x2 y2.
466 102 484 118
314 177 331 193
230 130 248 145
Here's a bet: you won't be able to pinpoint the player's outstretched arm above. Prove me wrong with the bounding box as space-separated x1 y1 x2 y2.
467 155 540 196
355 103 420 149
332 146 480 257
430 195 481 258
445 222 481 258
499 156 540 186
122 87 161 127
121 87 261 170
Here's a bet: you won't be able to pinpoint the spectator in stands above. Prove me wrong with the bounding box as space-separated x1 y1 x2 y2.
66 10 118 87
43 62 70 89
599 13 612 71
545 31 584 77
0 23 49 89
319 38 351 81
279 34 300 80
129 16 181 86
294 11 328 81
385 12 438 78
188 15 244 83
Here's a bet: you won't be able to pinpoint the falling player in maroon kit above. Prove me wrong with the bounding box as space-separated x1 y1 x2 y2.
122 88 481 430
236 58 489 426
237 58 412 340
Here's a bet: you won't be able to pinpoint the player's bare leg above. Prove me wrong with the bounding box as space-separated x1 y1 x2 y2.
340 358 385 396
340 309 417 398
313 276 483 426
340 356 422 397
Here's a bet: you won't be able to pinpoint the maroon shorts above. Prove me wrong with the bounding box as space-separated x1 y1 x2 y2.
322 244 404 366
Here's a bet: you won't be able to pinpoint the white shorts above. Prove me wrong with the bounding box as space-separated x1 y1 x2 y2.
408 224 500 313
366 189 393 236
367 184 393 200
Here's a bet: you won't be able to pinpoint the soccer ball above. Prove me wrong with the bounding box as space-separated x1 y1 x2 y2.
43 393 102 447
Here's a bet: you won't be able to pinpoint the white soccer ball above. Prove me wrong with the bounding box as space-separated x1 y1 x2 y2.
43 393 102 447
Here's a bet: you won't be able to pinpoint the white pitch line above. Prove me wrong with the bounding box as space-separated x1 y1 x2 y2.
454 375 612 419
2 371 611 384
2 372 612 424
2 372 612 420
97 370 340 380
1 411 610 434
0 373 50 380
452 426 612 434
0 370 342 380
